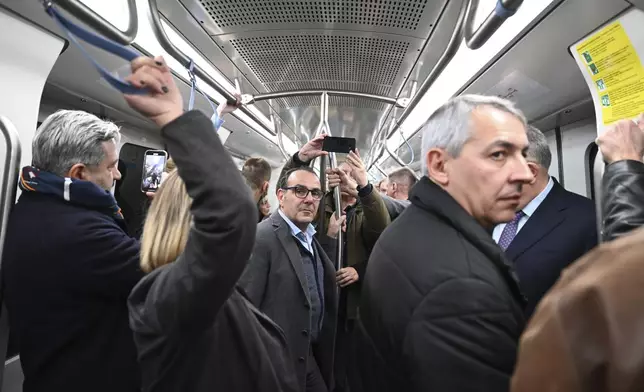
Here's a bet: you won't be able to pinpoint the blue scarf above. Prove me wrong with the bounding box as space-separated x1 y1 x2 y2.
19 166 125 222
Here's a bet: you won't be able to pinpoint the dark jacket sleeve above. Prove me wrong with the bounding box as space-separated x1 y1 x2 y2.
134 111 257 336
601 160 644 241
381 194 410 221
403 278 519 391
358 184 390 251
75 219 143 299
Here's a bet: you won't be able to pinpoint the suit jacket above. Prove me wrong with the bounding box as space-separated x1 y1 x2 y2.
505 179 597 319
238 211 338 391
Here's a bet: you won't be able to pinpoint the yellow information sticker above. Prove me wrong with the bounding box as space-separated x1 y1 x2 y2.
576 21 644 124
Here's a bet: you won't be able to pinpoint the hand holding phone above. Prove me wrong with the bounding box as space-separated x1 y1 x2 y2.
141 150 168 193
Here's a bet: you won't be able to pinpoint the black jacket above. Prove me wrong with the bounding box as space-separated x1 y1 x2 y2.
127 112 299 392
354 177 526 392
601 159 644 241
3 181 143 390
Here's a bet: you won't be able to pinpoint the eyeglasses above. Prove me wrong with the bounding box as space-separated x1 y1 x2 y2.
282 185 324 200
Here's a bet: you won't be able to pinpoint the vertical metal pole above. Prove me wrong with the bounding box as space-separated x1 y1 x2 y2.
0 116 22 389
318 155 328 237
319 93 343 271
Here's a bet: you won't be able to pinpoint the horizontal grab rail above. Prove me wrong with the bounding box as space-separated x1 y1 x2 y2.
242 90 409 108
48 0 138 45
147 0 277 136
368 0 524 171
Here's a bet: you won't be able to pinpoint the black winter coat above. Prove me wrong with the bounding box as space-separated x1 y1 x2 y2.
127 111 299 392
354 177 526 392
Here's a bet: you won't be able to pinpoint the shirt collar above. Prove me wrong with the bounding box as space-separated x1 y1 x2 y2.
278 208 317 239
522 177 554 217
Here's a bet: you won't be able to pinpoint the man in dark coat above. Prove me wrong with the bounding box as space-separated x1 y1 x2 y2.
354 94 533 392
2 110 143 392
239 166 338 392
492 126 597 319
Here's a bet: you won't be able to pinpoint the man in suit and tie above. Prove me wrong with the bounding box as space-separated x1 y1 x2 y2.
493 125 598 319
239 166 338 392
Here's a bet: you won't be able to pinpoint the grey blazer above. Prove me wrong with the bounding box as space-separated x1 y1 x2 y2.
238 211 338 391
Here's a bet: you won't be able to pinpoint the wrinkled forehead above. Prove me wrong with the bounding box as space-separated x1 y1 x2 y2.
468 106 528 150
287 170 321 189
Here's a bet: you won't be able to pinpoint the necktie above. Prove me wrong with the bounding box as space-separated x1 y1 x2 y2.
498 211 525 250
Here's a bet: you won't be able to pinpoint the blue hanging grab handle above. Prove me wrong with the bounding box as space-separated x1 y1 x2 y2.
186 60 224 130
43 2 147 95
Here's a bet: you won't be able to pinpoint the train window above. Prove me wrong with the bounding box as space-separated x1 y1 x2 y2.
115 143 153 239
584 141 599 200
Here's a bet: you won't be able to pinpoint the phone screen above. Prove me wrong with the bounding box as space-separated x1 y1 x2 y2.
322 136 356 154
141 150 168 192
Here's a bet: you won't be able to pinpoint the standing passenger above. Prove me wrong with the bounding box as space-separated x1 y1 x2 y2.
354 95 533 392
3 109 142 392
239 166 339 392
124 56 299 392
492 126 597 319
385 167 416 200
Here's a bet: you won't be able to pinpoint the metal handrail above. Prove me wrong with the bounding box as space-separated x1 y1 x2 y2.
313 93 343 271
0 116 20 389
0 116 21 270
369 0 524 171
242 89 409 108
273 115 291 160
147 0 277 136
50 0 138 45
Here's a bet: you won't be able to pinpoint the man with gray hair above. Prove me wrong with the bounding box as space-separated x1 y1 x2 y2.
386 167 417 200
353 95 533 392
492 125 597 319
3 110 143 392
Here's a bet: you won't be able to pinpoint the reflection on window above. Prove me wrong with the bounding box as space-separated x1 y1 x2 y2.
79 0 131 32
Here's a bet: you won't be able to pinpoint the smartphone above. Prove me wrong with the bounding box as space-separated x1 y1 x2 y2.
141 150 168 193
322 136 356 154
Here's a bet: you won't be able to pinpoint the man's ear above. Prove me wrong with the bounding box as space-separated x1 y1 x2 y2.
262 181 269 195
276 189 285 206
67 163 88 180
425 148 450 186
527 162 539 185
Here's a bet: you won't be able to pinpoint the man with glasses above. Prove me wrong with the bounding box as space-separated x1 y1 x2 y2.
239 166 341 392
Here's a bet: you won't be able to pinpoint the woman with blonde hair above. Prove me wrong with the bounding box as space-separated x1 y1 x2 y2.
123 56 298 392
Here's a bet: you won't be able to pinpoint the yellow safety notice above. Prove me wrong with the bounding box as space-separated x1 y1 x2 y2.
576 21 644 124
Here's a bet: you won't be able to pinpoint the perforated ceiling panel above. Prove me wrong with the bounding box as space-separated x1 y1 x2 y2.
198 0 428 30
230 34 409 108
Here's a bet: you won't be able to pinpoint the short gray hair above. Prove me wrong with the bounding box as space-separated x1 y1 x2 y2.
33 110 121 176
526 125 551 170
421 94 527 175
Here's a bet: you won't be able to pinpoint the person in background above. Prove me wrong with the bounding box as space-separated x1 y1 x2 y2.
259 196 271 220
492 126 597 319
597 114 644 240
124 56 299 392
2 109 142 392
241 157 273 221
376 178 388 194
510 115 644 392
386 167 417 200
354 94 532 392
239 165 342 392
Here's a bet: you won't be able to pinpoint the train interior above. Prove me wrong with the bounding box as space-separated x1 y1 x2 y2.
1 0 643 390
